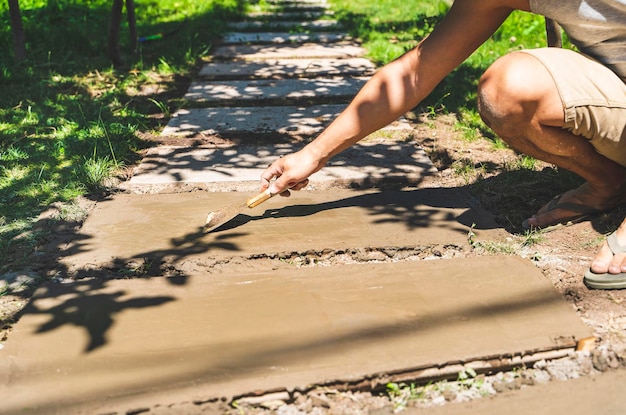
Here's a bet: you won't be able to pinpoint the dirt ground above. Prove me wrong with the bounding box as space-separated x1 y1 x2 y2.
1 113 626 414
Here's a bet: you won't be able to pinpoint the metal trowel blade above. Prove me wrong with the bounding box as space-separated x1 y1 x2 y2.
203 189 274 233
203 202 247 233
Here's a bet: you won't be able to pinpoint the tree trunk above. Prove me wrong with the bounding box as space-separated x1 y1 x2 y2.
8 0 27 61
108 0 124 67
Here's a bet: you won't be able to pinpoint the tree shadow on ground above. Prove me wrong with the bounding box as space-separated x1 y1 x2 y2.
16 278 175 352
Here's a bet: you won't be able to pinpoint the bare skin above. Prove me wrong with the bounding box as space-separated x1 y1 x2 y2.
259 0 626 281
478 53 626 228
591 219 626 275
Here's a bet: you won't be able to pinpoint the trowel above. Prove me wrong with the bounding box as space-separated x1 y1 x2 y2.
203 189 274 233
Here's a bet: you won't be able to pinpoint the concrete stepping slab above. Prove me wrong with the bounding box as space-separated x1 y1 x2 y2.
267 0 328 7
60 189 501 270
212 43 364 59
221 31 349 45
228 19 340 31
159 104 406 139
183 76 368 103
266 0 328 6
246 11 330 20
128 139 435 192
0 255 591 414
198 58 376 79
254 5 329 14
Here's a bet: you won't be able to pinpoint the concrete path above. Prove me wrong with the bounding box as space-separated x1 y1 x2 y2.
0 1 608 414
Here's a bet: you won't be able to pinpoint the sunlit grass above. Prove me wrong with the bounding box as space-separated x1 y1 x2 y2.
0 0 245 270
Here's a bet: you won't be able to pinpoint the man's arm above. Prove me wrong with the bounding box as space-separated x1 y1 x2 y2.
261 0 525 195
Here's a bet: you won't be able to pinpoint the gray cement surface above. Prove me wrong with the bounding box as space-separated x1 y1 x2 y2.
0 256 591 415
158 104 412 138
212 43 365 60
198 58 376 79
184 77 369 102
128 140 435 191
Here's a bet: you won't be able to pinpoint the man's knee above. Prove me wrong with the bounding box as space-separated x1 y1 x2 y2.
477 53 533 130
477 52 556 133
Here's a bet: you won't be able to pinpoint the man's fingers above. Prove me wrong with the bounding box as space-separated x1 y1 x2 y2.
289 178 309 191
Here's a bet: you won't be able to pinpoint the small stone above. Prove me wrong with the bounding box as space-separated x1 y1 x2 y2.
493 381 507 393
592 349 609 372
310 394 332 408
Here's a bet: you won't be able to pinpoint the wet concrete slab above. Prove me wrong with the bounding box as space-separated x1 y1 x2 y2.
222 32 349 45
184 76 369 102
60 189 502 272
158 104 410 138
128 140 435 191
53 188 500 276
212 43 364 60
0 256 592 414
198 58 376 79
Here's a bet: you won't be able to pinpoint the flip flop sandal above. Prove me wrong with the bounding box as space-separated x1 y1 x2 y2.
522 194 602 232
584 232 626 290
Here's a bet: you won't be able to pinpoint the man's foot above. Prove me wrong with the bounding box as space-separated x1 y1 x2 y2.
584 221 626 289
523 182 626 230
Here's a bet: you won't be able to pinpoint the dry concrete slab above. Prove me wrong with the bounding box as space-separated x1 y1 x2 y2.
246 11 330 20
212 43 364 59
198 58 376 79
61 189 502 271
227 19 340 31
262 4 328 13
267 0 328 4
158 104 411 138
0 256 592 415
183 76 368 103
221 31 349 45
128 139 435 192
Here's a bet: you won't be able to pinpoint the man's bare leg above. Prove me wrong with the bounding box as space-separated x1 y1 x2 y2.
477 52 626 228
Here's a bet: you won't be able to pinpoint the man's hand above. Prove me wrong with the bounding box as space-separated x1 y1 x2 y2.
260 148 325 196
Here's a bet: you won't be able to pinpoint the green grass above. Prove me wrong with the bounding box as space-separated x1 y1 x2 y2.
328 0 573 136
0 0 246 272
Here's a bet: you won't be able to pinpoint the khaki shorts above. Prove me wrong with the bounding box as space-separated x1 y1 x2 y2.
520 48 626 167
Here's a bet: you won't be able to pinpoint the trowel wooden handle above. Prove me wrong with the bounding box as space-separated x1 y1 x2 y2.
246 189 274 208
